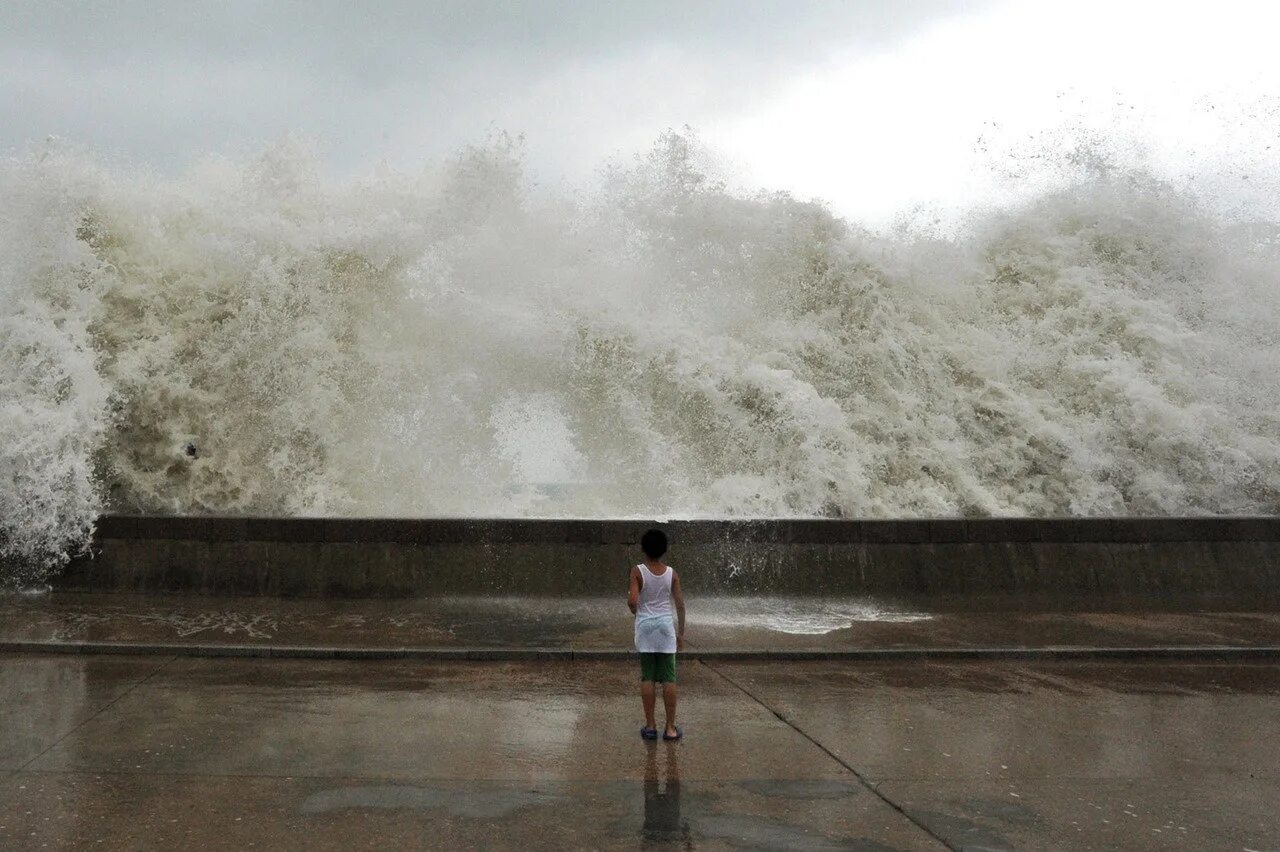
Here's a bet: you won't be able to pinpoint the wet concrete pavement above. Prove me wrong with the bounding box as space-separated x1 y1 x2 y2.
718 661 1280 850
2 653 1278 850
5 592 1280 653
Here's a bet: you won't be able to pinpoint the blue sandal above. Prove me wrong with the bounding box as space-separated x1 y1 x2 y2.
663 726 683 741
640 726 658 740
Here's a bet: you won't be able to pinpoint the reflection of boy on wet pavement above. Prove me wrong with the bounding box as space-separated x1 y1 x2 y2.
642 733 688 844
628 528 686 741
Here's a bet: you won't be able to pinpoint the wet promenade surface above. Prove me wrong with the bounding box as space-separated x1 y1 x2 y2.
4 592 1280 653
2 654 1278 850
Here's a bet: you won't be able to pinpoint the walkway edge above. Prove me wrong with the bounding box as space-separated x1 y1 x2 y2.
3 640 1279 661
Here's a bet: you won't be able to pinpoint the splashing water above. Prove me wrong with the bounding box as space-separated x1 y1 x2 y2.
691 597 932 635
2 132 1279 584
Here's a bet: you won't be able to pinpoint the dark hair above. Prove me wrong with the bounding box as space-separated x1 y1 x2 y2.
640 528 668 559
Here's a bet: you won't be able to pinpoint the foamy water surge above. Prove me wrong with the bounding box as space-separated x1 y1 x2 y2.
2 133 1278 584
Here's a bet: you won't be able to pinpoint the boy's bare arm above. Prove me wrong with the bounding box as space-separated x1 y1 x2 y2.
672 572 686 650
628 566 640 614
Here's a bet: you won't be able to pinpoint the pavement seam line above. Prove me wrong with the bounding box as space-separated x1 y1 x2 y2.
15 654 179 773
700 659 957 852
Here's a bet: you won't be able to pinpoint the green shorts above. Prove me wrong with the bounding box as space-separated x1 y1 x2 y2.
639 652 677 683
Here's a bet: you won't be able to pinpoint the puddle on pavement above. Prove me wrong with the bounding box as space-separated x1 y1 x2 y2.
695 814 891 851
737 779 862 799
908 807 1020 851
301 785 564 818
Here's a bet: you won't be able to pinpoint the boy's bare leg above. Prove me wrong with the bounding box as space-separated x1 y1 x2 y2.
641 681 657 729
662 682 678 735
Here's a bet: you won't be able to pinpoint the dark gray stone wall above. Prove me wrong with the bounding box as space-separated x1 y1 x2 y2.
51 516 1280 609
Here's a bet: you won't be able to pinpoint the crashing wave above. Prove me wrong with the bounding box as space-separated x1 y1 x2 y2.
2 132 1278 583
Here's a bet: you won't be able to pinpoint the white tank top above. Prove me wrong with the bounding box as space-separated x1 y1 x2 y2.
634 563 677 653
635 563 675 620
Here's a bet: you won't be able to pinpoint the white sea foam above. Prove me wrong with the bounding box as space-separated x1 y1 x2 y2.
692 597 932 635
2 132 1278 584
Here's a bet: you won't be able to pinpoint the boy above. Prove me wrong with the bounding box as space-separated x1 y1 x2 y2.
628 528 686 741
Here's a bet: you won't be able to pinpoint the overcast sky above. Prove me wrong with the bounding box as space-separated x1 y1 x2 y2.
3 0 1278 223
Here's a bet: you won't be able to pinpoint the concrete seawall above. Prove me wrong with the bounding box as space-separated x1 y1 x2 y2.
52 516 1280 609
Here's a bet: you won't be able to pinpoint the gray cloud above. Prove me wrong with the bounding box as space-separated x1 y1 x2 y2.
0 0 974 177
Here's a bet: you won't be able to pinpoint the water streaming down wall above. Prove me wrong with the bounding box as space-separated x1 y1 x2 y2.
3 133 1280 585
